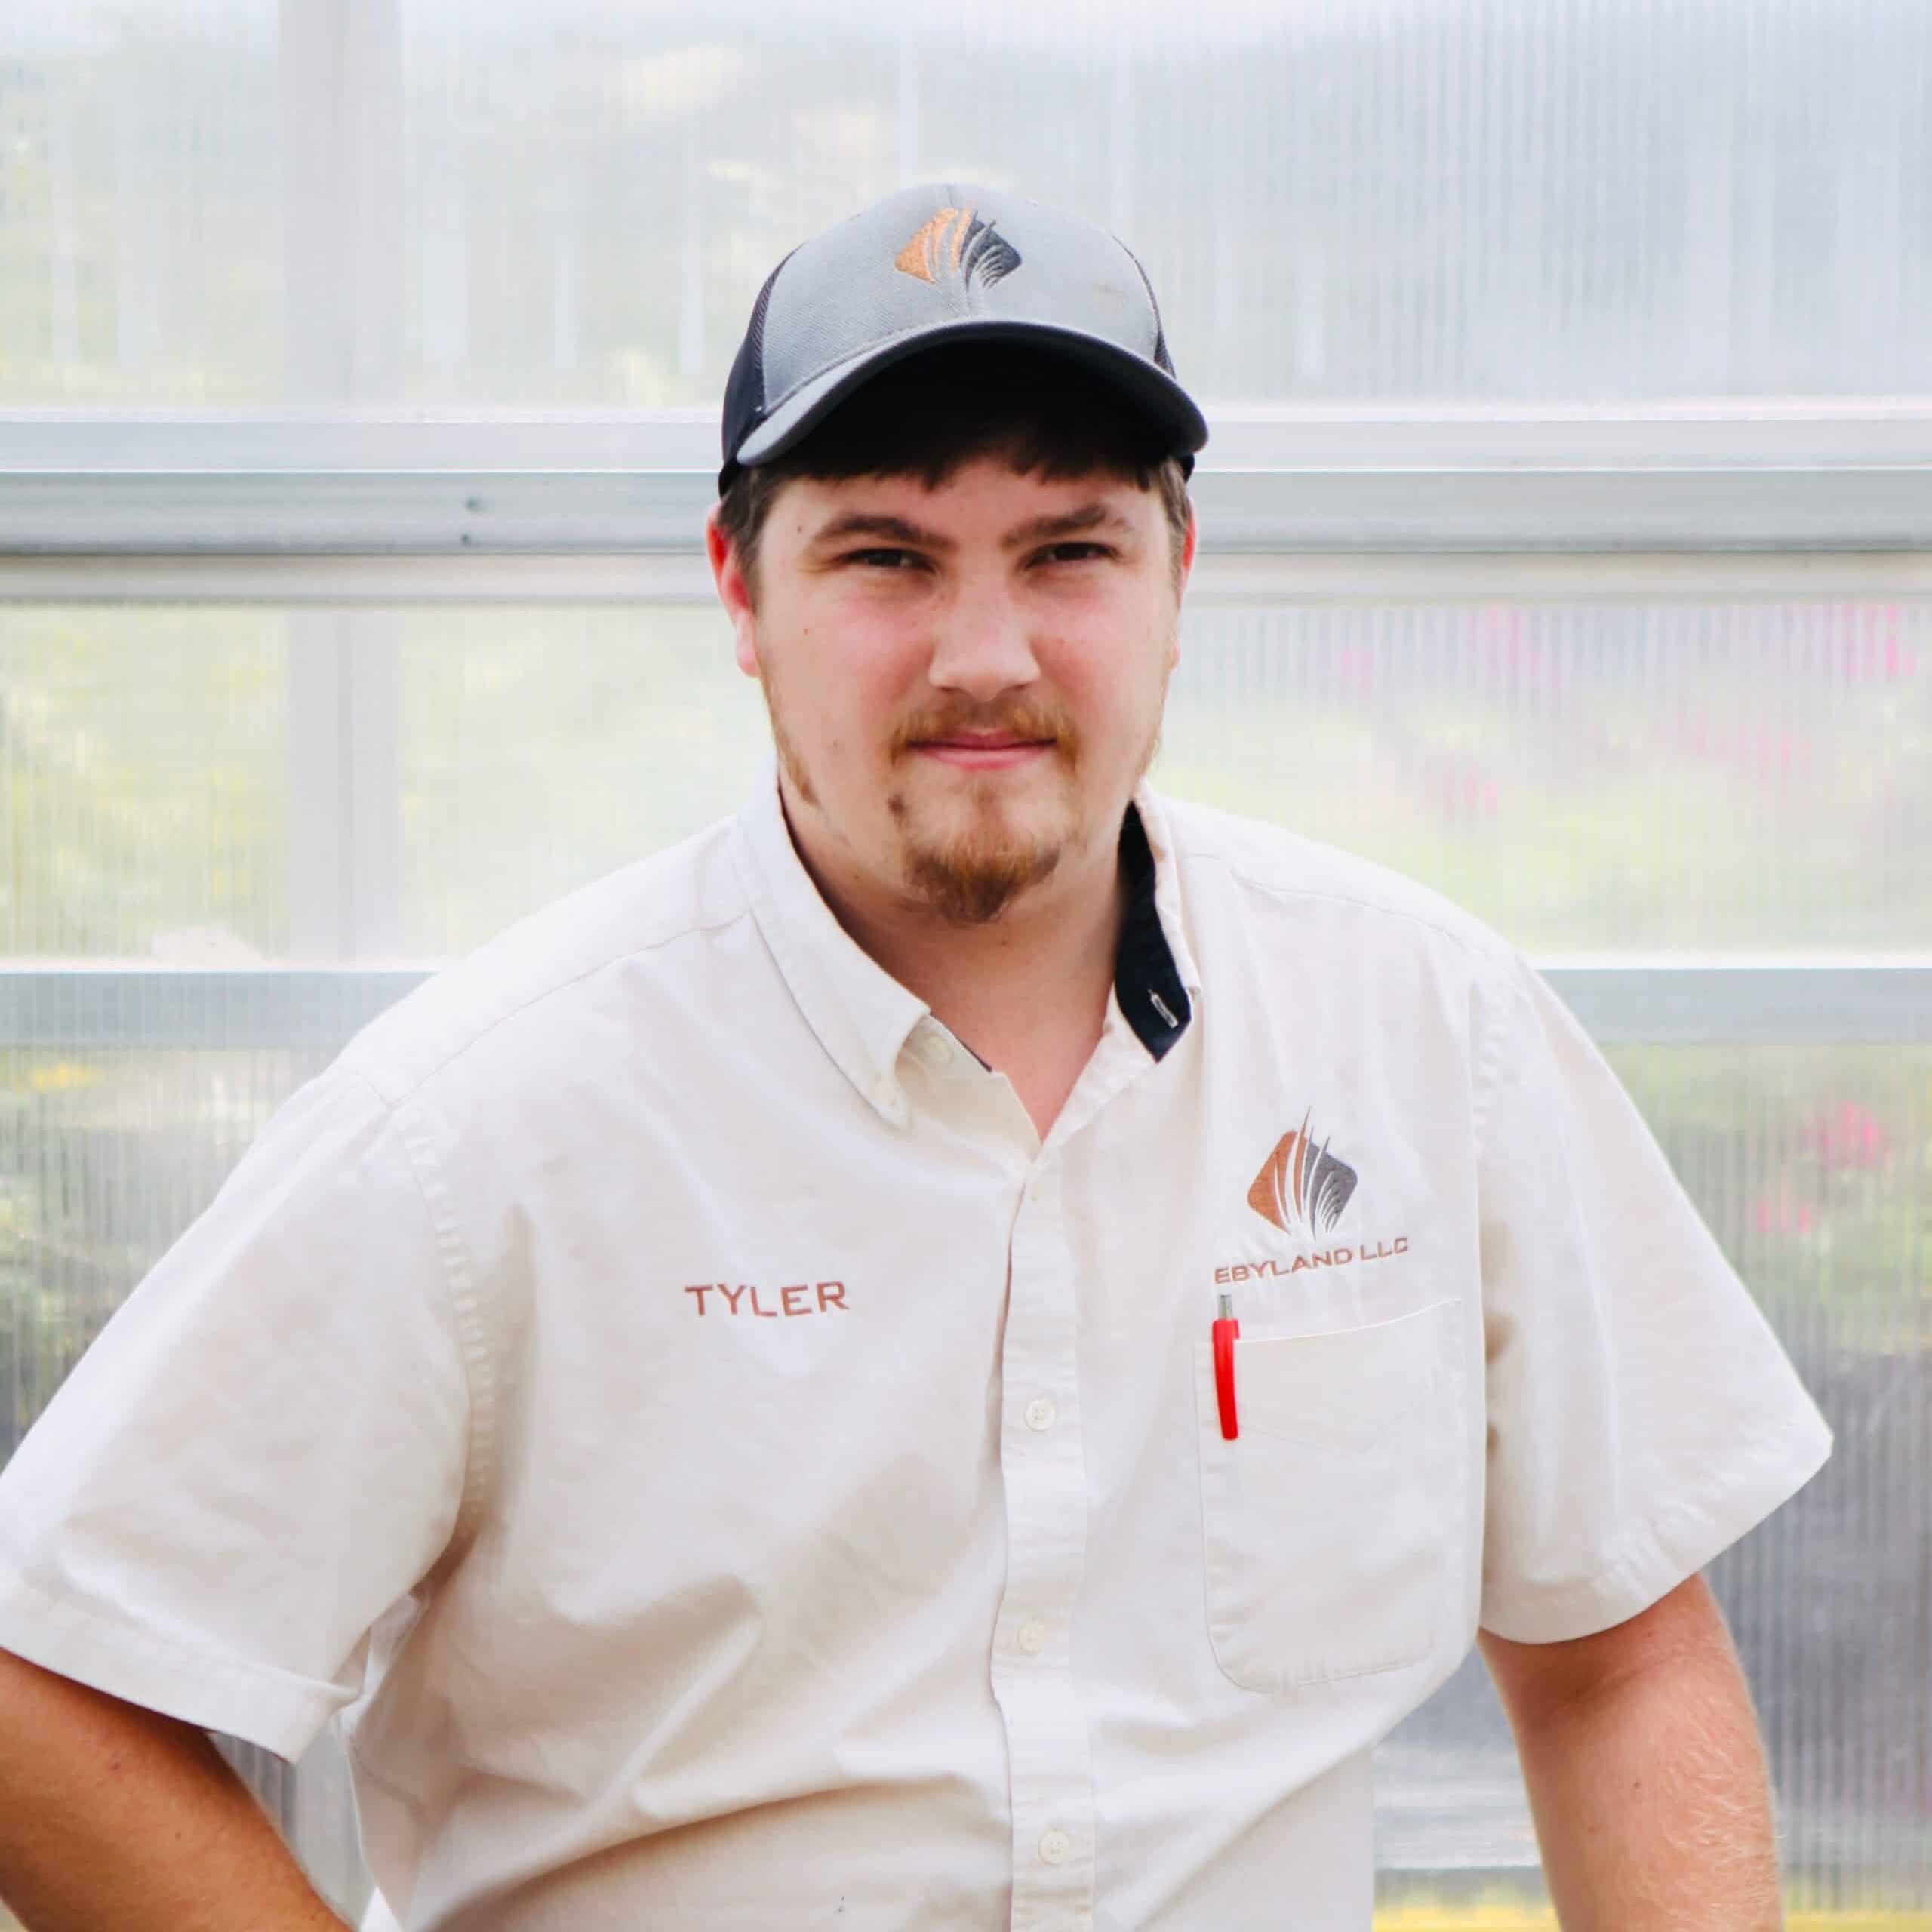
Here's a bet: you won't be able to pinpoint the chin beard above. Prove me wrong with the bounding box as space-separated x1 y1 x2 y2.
901 829 1064 925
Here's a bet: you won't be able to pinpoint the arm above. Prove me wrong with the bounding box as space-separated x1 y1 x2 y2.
0 1647 348 1932
1477 1573 1783 1932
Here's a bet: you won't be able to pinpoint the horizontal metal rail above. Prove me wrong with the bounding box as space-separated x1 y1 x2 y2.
4 408 1932 558
6 550 1932 606
5 468 1932 558
2 963 1927 1050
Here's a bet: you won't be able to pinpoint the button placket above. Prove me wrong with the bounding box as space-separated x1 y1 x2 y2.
992 1160 1096 1926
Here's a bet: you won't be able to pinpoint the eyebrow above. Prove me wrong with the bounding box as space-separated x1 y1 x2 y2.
803 501 1137 555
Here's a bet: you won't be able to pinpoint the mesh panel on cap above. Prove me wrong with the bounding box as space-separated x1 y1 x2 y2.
721 251 794 476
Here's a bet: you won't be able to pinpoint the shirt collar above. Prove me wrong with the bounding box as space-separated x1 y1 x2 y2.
731 755 1201 1128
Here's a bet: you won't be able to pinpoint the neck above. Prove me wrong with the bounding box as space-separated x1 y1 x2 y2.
782 783 1130 1077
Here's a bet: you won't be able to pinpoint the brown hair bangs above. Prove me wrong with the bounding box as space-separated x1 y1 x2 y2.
714 342 1194 605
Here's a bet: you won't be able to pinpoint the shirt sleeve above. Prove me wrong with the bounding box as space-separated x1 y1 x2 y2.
1474 952 1832 1644
0 1066 472 1761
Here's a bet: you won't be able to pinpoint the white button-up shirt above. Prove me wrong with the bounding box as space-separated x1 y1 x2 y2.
0 764 1832 1930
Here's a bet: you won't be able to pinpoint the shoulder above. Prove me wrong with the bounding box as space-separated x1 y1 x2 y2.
1153 790 1520 983
337 814 752 1104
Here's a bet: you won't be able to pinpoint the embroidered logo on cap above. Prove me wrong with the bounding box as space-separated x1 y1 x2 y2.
894 205 1022 288
1247 1110 1358 1238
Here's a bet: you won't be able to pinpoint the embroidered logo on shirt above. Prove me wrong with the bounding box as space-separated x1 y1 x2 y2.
1247 1110 1358 1238
893 205 1022 288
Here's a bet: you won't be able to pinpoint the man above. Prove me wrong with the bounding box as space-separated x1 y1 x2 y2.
0 183 1830 1930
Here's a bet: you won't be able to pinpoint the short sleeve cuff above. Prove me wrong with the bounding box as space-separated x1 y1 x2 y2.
0 1566 348 1762
1478 1409 1834 1644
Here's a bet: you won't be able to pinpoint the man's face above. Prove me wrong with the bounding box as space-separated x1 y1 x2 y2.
709 455 1195 925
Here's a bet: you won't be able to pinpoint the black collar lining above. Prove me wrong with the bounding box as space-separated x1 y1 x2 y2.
1115 804 1193 1061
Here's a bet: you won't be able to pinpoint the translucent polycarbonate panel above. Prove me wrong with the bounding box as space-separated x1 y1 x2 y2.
1161 597 1932 952
1375 1043 1932 1917
0 1 279 404
396 605 769 956
1 1038 1923 1912
3 0 1929 405
371 592 1932 955
0 1045 331 1455
0 1038 368 1925
0 608 288 958
5 596 1927 961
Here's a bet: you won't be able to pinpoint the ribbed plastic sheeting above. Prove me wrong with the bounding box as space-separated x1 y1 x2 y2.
1374 1044 1932 1915
5 598 1924 959
2 0 1928 405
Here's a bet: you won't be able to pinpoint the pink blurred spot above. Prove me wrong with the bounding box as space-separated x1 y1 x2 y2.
1800 1100 1892 1171
1752 1186 1820 1235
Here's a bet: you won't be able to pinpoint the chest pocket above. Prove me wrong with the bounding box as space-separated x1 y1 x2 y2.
1194 1297 1463 1691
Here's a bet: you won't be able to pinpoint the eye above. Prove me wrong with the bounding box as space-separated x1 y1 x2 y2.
1035 543 1115 565
843 548 928 571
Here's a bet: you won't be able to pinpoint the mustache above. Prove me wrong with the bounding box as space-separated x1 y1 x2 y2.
891 700 1079 758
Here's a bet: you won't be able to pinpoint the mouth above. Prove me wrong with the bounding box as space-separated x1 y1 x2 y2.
909 733 1057 771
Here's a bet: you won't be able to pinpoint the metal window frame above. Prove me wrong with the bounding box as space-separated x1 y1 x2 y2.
5 405 1932 566
5 403 1930 1012
1 961 1928 1049
5 405 1931 605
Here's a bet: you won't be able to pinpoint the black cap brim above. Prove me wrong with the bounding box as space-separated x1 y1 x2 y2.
718 318 1207 496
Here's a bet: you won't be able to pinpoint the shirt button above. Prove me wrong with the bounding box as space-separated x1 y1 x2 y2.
1025 1396 1056 1432
915 1032 955 1069
1038 1827 1070 1866
1017 1618 1049 1655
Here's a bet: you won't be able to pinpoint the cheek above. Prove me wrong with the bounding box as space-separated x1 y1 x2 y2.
1058 617 1170 725
771 612 924 752
826 617 933 721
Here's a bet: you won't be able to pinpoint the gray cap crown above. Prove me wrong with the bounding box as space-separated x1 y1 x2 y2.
718 181 1208 493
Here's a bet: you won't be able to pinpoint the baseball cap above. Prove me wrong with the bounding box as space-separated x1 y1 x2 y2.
718 181 1209 497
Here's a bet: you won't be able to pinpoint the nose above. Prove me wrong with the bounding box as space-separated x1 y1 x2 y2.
924 574 1041 703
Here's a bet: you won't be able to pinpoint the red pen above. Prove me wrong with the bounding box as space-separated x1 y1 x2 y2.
1212 1292 1240 1440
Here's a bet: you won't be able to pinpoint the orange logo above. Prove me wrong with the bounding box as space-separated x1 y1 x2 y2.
1248 1110 1358 1239
893 205 1022 288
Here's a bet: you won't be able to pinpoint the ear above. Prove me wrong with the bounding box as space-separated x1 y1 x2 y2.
706 508 761 678
1169 504 1198 669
